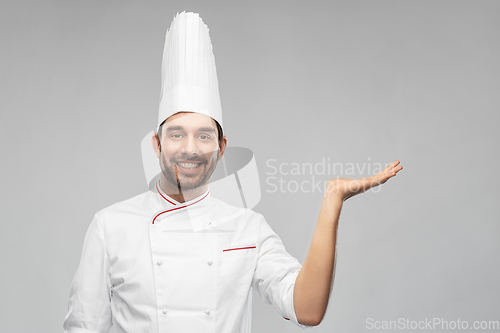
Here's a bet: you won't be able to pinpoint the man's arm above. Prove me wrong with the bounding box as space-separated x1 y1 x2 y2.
293 160 403 326
63 213 113 333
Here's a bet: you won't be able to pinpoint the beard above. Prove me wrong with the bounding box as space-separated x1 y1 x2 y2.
159 151 219 191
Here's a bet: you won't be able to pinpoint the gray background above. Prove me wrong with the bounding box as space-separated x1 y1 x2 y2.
1 0 499 332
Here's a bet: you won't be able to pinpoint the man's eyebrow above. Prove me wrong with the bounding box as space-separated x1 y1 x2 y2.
164 126 215 133
164 125 184 132
197 127 216 133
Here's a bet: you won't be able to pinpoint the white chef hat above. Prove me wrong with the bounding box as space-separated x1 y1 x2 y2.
157 11 223 132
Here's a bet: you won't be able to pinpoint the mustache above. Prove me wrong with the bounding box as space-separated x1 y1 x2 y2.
171 155 207 163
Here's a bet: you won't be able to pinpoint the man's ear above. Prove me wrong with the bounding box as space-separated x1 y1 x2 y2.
152 133 161 158
217 135 228 160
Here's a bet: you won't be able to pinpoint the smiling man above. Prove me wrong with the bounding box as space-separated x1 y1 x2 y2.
63 12 402 333
153 112 226 202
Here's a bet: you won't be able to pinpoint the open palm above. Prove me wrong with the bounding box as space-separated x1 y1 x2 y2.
326 160 403 201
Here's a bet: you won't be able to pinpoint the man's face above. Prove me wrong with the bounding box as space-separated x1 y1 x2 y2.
157 112 223 191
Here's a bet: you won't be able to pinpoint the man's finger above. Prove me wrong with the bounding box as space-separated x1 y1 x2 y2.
386 160 400 170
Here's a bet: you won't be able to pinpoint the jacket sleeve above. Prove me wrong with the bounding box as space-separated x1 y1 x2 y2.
63 213 113 333
251 214 313 329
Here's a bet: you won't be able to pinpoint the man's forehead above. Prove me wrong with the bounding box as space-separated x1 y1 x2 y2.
163 112 217 131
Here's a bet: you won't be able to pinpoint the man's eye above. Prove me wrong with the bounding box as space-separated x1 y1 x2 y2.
199 135 211 140
171 134 182 138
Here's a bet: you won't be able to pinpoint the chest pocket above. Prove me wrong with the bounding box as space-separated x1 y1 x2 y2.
218 240 258 295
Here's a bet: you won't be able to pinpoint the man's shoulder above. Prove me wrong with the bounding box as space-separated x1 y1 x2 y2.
95 190 156 220
209 196 264 224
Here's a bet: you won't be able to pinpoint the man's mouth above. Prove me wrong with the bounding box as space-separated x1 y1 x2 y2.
174 161 204 173
176 162 202 169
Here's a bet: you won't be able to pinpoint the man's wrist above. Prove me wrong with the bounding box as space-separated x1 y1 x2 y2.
323 189 344 203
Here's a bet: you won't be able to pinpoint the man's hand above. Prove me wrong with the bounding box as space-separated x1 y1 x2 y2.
325 160 403 201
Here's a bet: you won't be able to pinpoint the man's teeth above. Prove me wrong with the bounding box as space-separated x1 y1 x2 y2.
177 162 201 169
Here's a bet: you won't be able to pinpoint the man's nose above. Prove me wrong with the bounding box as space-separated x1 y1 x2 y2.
181 135 198 155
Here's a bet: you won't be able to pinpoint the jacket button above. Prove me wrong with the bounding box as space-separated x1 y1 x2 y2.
205 309 211 315
207 260 213 265
162 309 168 314
157 261 163 266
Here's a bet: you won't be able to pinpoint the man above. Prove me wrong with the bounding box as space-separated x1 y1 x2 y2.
63 12 403 333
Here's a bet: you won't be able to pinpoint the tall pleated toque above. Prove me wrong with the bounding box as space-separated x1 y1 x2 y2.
158 12 223 131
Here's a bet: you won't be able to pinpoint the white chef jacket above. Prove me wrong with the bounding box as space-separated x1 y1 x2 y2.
64 183 312 333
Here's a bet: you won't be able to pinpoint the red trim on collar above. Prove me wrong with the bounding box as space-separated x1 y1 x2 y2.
151 190 210 224
156 182 177 205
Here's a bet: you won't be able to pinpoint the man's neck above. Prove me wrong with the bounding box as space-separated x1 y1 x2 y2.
158 178 209 203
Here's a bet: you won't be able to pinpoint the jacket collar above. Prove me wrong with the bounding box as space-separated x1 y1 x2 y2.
154 181 210 207
152 181 212 230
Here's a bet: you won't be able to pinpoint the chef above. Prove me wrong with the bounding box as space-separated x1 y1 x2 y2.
63 12 403 333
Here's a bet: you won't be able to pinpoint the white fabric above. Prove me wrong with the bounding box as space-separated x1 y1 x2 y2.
158 12 223 130
63 184 312 333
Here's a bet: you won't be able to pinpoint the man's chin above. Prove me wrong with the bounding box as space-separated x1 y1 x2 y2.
177 183 207 191
161 162 215 191
174 176 209 191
